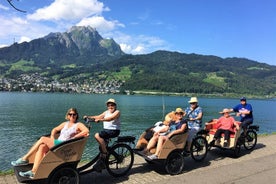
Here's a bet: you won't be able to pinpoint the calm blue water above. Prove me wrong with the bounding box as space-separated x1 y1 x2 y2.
0 92 275 171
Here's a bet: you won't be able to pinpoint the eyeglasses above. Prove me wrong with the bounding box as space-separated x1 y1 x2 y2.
107 104 115 107
190 102 196 105
68 113 77 117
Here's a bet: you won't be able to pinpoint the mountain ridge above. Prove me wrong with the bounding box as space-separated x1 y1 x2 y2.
0 26 275 97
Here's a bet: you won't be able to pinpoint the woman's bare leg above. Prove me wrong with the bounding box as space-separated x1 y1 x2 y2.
146 134 159 150
32 144 49 173
22 136 54 161
154 136 168 155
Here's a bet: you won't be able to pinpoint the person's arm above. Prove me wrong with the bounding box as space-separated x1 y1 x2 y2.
190 111 203 121
233 120 240 131
167 123 187 138
230 104 239 113
100 110 120 122
73 123 90 138
85 112 105 122
50 122 65 139
239 105 252 115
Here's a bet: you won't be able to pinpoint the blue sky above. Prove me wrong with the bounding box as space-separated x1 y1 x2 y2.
0 0 275 66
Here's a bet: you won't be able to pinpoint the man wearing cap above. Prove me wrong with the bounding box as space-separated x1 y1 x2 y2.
230 97 253 134
83 98 120 171
184 97 203 152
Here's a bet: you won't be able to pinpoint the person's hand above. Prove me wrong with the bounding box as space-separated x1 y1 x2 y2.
153 132 159 136
94 118 101 123
167 132 173 138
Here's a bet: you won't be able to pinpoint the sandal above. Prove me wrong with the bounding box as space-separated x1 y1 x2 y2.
11 158 29 166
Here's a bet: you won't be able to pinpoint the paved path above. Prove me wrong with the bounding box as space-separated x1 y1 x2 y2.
1 134 276 184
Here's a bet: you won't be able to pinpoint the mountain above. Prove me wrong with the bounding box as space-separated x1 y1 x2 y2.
105 51 276 96
0 26 124 69
0 26 275 97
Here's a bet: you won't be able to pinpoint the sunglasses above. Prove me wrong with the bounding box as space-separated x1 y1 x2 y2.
68 113 77 117
107 104 115 107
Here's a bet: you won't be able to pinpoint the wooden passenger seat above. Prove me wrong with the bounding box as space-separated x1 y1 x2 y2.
205 119 241 148
157 132 188 159
14 136 88 182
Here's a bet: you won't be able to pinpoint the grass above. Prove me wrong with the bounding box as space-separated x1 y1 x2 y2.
203 72 227 88
108 66 132 81
8 60 40 73
0 169 13 176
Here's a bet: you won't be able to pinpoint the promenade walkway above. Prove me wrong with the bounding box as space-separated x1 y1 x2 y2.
1 134 276 184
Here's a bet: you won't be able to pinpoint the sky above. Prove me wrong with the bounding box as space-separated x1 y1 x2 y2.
0 0 276 66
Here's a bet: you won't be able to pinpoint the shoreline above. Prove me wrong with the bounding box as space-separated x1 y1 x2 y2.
132 90 276 99
1 91 275 99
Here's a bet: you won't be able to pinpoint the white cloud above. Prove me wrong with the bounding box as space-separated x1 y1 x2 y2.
0 15 56 46
0 4 9 10
77 16 124 32
112 33 169 54
119 43 132 53
133 45 145 54
0 16 28 37
19 36 31 43
27 0 108 21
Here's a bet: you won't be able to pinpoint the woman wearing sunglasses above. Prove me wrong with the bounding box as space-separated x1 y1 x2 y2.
11 107 89 179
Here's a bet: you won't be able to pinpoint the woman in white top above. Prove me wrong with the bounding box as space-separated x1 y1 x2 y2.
84 98 120 156
11 108 89 178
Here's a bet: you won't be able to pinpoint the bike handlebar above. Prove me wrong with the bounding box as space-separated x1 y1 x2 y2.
84 117 95 123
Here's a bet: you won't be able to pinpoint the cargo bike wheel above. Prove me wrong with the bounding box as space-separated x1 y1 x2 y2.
191 135 208 161
48 166 79 184
106 143 134 177
243 129 257 150
165 150 184 175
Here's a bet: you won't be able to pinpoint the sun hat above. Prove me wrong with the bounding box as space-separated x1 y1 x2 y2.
188 97 198 103
219 108 231 114
106 98 116 105
240 97 246 101
175 107 184 114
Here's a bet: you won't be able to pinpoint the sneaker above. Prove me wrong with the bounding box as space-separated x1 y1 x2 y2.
11 158 29 166
147 154 158 160
93 159 106 172
19 170 34 179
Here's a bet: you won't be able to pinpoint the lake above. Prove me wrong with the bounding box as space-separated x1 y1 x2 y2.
0 92 275 171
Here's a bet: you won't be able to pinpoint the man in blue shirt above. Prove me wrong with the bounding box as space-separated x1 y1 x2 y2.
230 97 253 134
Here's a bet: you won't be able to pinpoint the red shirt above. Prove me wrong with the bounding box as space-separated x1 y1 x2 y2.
217 116 236 132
